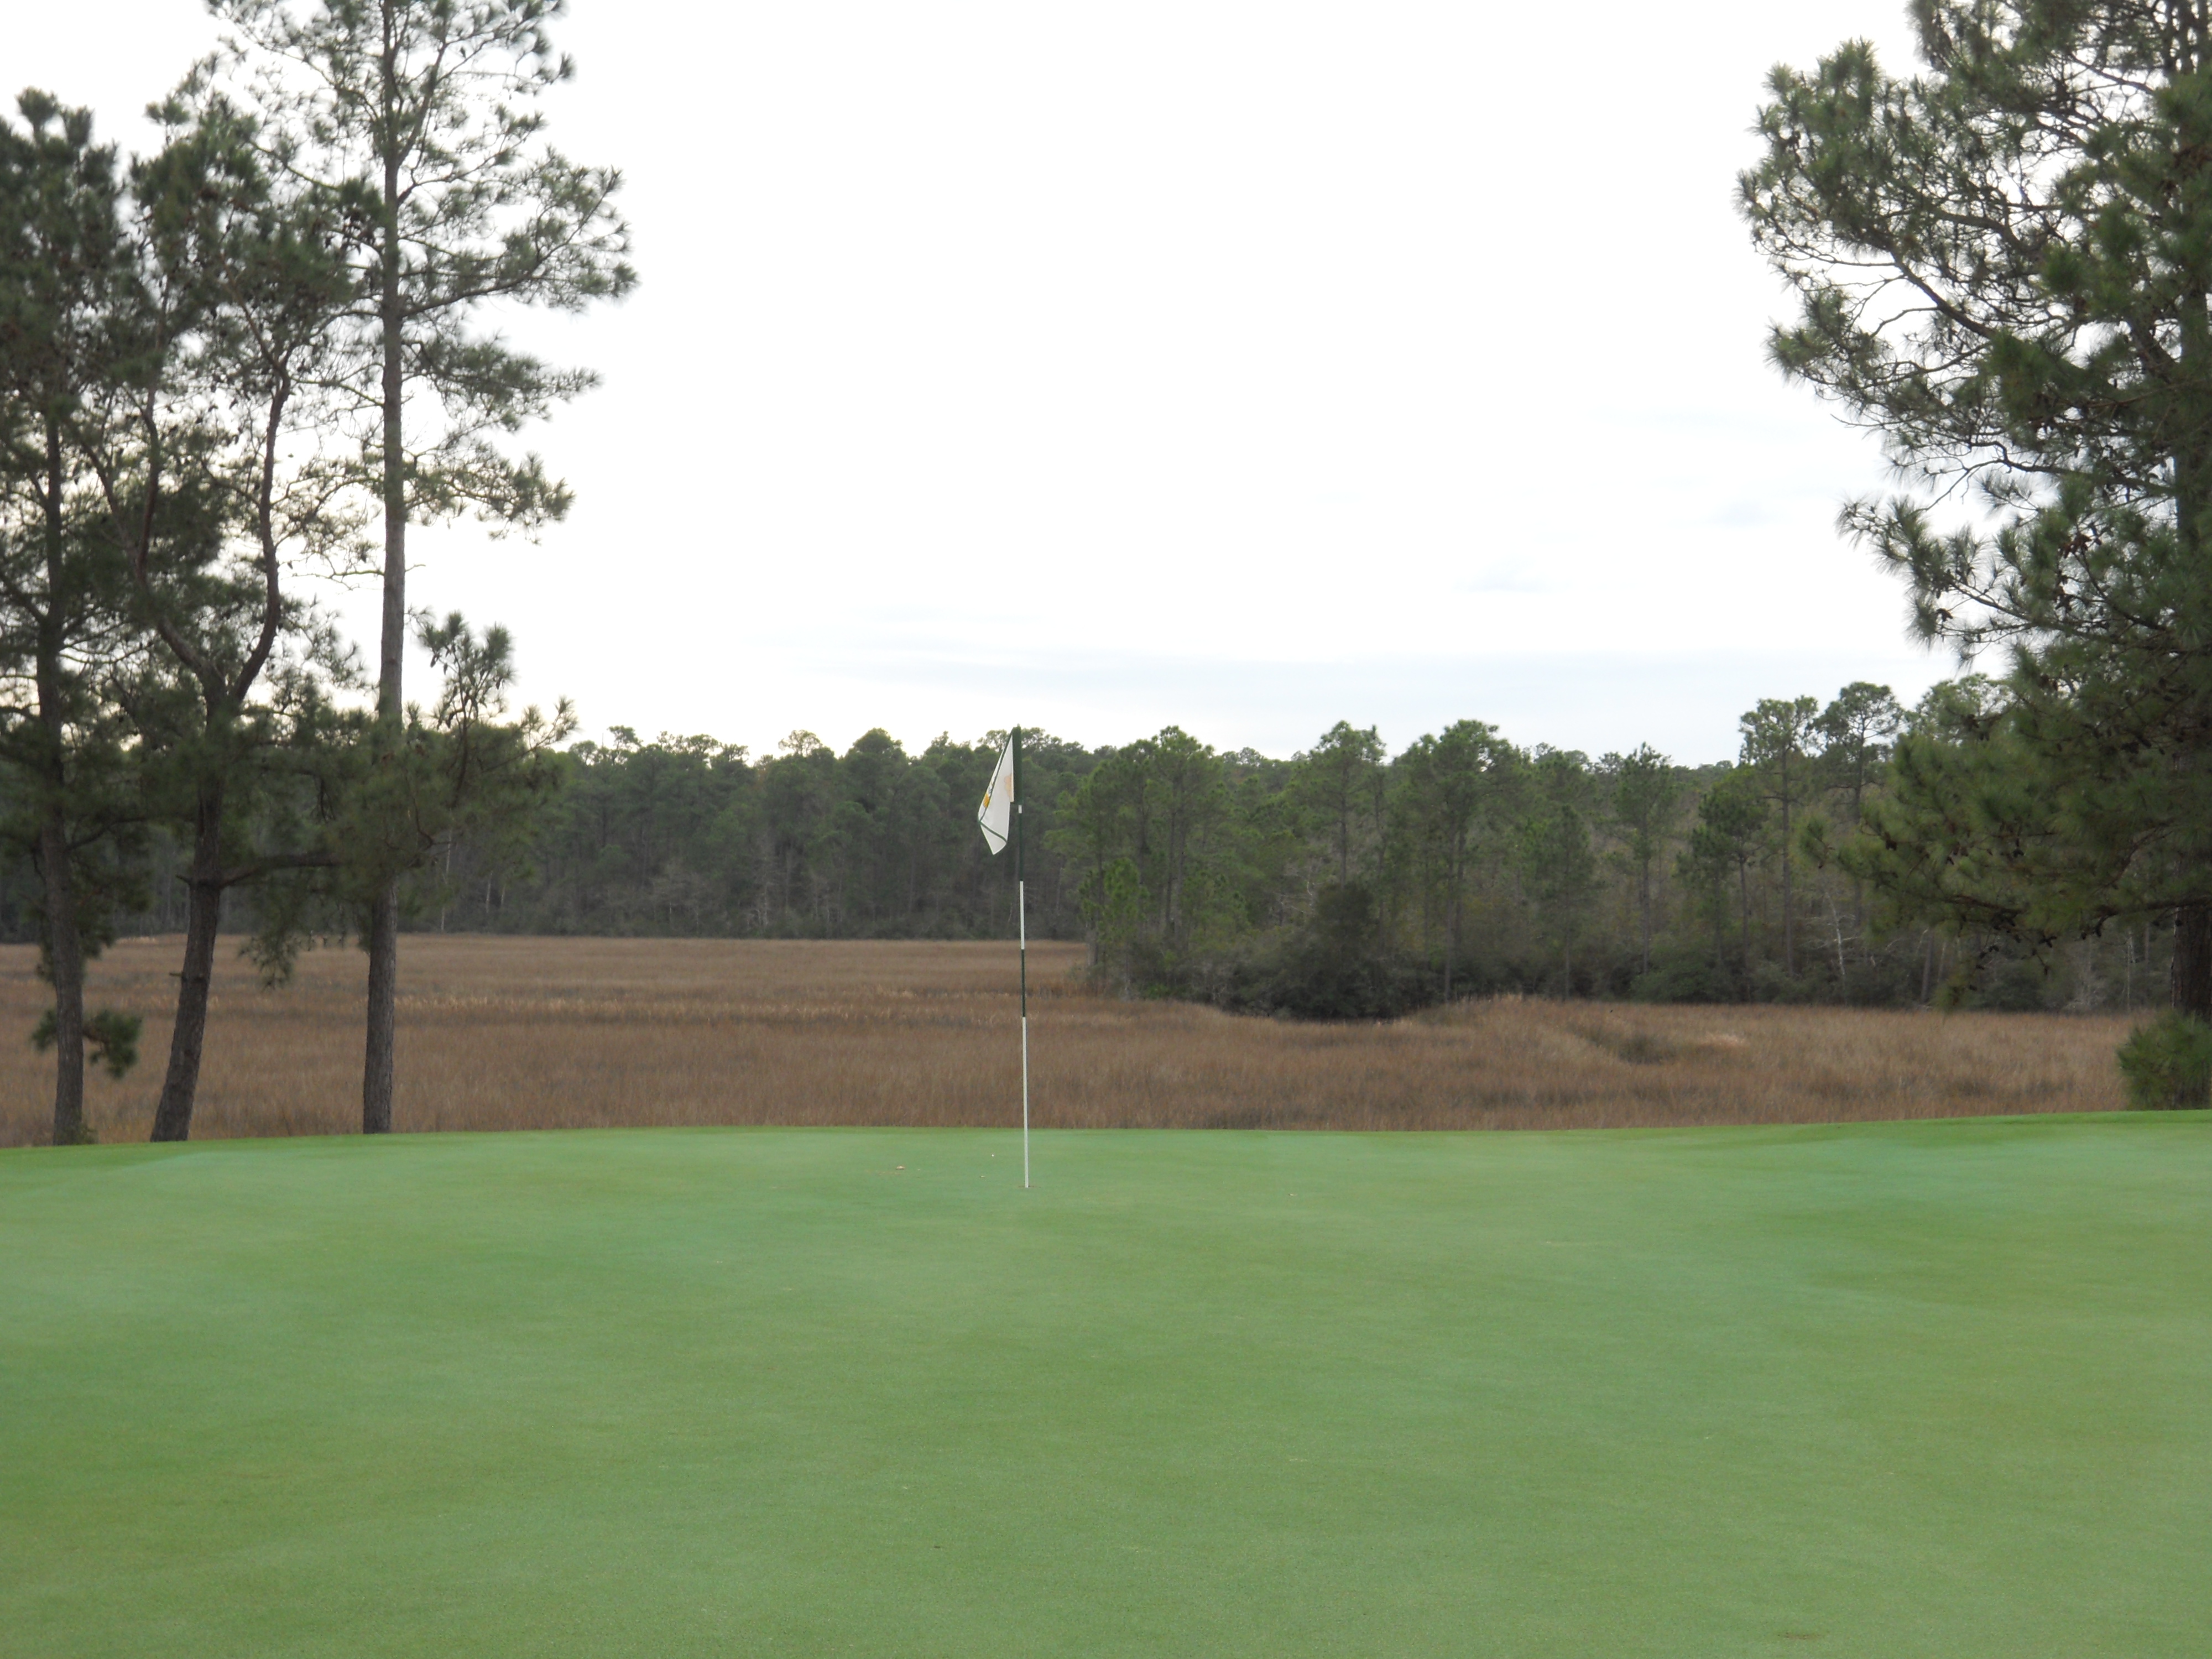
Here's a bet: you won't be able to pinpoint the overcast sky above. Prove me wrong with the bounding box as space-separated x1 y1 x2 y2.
15 1 1938 763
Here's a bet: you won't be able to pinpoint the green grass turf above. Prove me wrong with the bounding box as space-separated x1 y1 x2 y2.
3 1118 2207 1657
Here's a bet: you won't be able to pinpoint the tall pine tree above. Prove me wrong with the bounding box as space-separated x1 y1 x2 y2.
212 0 634 1131
1744 2 2212 1016
0 95 148 1142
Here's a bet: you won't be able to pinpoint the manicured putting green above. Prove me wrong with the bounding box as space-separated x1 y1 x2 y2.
4 1118 2206 1656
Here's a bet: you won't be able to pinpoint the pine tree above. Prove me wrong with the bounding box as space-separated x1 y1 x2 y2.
1521 751 1597 993
0 95 151 1144
1744 2 2212 1015
1814 682 1901 964
1290 722 1386 889
1396 719 1506 999
1683 773 1767 979
80 94 361 1141
212 0 634 1131
1739 697 1820 979
1602 744 1681 979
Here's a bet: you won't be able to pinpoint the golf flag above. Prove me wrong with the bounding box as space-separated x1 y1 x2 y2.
978 735 1015 854
977 730 1030 1188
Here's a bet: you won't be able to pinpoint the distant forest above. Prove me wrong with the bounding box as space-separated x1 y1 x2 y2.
25 681 2164 1018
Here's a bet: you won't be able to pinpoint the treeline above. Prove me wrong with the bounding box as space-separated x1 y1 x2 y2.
404 682 2172 1017
427 727 1092 941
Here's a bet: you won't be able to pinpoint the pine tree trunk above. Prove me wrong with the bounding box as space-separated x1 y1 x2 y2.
36 420 86 1145
1780 769 1794 978
2176 222 2212 1023
39 807 86 1146
149 798 225 1143
1639 858 1653 976
1737 860 1752 966
363 87 407 1136
2172 906 2212 1020
362 889 399 1133
1443 843 1461 1001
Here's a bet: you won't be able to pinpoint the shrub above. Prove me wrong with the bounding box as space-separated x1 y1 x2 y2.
1219 884 1430 1020
2116 1011 2212 1110
1629 949 1732 1004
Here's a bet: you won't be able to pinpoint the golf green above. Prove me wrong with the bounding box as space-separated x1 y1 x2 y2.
3 1118 2205 1656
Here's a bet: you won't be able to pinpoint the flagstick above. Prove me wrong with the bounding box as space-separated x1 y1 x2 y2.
1019 873 1029 1190
1015 728 1030 1190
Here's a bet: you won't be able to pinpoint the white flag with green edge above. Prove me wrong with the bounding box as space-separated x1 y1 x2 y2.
977 735 1015 854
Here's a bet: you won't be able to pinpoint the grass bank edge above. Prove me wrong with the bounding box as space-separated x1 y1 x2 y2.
4 1108 2206 1171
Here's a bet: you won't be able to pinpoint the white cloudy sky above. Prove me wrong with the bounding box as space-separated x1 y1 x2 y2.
15 1 1940 763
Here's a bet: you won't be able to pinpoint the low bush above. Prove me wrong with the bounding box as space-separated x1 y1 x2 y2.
2115 1011 2212 1109
1215 884 1431 1020
1629 949 1733 1004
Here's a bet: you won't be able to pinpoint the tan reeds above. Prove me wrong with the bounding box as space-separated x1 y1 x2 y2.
0 936 2132 1146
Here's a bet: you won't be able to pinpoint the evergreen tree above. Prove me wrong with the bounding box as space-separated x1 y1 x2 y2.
1683 771 1767 977
1600 743 1680 978
278 611 573 964
1815 684 1902 828
1289 721 1386 888
0 94 149 1142
1521 750 1597 992
211 0 635 1131
1814 682 1902 961
85 94 361 1141
1744 2 2212 1015
1396 719 1505 999
1738 697 1820 977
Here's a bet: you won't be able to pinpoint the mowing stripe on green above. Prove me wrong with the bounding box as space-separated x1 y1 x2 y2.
3 1117 2206 1657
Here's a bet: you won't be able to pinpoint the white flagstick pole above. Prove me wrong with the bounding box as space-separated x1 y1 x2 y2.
1019 869 1030 1190
1015 728 1030 1189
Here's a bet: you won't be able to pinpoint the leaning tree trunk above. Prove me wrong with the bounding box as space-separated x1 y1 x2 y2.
149 793 226 1143
2172 905 2212 1021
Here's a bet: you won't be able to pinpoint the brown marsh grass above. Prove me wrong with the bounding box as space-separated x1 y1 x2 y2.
0 935 2134 1146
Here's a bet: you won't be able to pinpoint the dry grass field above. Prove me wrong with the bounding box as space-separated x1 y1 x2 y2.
0 935 2136 1145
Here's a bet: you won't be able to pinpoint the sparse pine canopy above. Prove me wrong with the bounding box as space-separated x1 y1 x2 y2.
207 0 637 561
